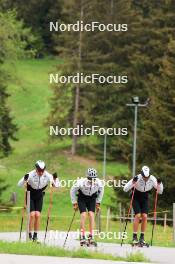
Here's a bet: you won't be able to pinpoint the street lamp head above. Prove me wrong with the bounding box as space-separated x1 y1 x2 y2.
132 96 139 104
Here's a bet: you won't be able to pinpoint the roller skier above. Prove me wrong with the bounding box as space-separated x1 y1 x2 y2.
18 160 60 242
70 168 104 247
123 165 163 247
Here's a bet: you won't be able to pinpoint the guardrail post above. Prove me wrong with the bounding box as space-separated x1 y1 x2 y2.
173 203 175 242
163 213 167 232
106 207 110 232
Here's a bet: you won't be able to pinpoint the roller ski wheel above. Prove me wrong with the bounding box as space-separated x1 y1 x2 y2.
87 237 97 247
138 241 149 248
131 238 139 247
80 237 87 247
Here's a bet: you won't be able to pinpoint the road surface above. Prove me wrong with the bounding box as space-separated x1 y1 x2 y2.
0 232 174 263
0 254 147 264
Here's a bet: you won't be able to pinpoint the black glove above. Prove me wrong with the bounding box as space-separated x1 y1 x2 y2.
53 172 57 179
24 173 29 181
157 178 162 184
133 176 138 183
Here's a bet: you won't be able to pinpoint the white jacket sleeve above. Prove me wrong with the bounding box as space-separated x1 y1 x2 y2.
17 176 26 187
47 172 60 188
96 182 104 203
152 176 163 194
70 180 81 204
123 178 133 192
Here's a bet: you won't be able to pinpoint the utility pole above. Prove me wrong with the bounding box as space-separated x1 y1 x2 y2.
103 132 107 179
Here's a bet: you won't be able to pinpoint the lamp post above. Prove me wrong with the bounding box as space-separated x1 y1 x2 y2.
127 96 150 178
103 132 107 180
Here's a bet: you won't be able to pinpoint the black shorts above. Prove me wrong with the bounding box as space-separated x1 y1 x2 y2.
132 190 149 215
27 184 46 213
78 193 96 213
30 196 43 212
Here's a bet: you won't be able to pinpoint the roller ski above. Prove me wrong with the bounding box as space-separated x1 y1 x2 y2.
138 236 149 248
87 235 97 247
80 236 87 247
131 234 149 248
32 232 41 244
131 234 139 247
131 241 149 248
131 233 139 247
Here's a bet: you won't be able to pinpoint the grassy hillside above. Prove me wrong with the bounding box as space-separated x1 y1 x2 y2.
0 58 128 231
0 58 174 248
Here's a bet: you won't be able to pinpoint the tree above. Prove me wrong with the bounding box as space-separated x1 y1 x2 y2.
112 0 175 212
47 0 136 155
0 11 34 156
47 0 89 155
0 0 63 54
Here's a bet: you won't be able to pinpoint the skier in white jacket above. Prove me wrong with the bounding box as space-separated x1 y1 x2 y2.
18 160 60 241
123 165 163 245
70 168 104 245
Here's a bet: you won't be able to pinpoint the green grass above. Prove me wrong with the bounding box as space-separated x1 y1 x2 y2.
0 241 149 262
95 221 175 247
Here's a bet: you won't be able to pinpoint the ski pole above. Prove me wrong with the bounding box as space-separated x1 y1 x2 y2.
44 187 53 243
121 184 136 246
19 185 27 241
150 186 159 246
63 210 76 247
95 207 101 233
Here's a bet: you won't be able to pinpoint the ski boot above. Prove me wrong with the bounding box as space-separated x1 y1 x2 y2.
29 232 33 241
131 233 139 247
87 235 97 247
32 232 40 244
80 236 87 247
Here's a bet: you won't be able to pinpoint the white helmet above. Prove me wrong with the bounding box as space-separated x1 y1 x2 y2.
35 160 46 171
141 166 150 177
87 168 97 179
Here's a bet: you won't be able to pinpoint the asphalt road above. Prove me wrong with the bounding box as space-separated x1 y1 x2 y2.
0 232 175 263
0 254 146 264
